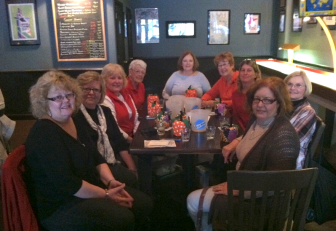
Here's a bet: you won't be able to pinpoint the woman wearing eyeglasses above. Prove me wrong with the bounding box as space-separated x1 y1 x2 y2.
25 71 152 230
73 71 138 181
284 71 316 169
187 77 299 231
201 51 239 111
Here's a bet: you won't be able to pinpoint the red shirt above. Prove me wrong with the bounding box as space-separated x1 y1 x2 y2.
125 78 145 112
201 71 239 109
232 90 251 132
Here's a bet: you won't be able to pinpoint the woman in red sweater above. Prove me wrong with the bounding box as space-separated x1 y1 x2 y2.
201 51 239 111
101 64 139 143
232 59 261 132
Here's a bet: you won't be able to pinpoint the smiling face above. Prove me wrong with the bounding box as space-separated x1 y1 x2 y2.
252 87 279 123
106 73 124 95
286 75 306 101
218 60 234 79
47 86 75 122
239 64 257 85
129 64 146 86
182 54 194 72
82 80 102 109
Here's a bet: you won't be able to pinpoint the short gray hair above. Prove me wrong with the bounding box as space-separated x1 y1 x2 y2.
129 59 147 70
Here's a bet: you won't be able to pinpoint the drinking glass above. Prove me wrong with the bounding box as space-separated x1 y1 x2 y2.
157 122 165 136
219 116 230 127
206 126 216 140
181 127 191 142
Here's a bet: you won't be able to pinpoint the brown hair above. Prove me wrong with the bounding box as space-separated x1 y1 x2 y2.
177 51 199 71
246 77 292 117
213 51 235 71
76 71 106 104
237 59 262 92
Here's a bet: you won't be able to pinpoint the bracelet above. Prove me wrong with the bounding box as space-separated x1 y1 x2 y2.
107 179 114 189
105 188 109 200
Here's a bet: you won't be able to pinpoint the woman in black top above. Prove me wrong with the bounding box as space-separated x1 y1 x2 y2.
26 70 152 231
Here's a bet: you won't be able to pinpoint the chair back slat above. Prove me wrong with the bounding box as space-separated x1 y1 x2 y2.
227 168 318 231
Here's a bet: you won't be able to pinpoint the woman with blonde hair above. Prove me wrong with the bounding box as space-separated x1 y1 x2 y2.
101 64 139 143
284 70 316 169
26 70 152 230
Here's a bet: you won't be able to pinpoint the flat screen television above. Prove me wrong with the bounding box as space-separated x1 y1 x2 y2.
299 0 336 17
166 21 196 38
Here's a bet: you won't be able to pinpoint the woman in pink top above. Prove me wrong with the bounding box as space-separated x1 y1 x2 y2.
201 52 239 111
232 59 261 132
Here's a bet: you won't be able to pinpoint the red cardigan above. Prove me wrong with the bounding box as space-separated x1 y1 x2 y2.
125 78 145 112
106 88 137 137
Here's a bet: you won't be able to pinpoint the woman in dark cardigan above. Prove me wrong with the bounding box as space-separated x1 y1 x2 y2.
73 71 138 187
187 77 300 231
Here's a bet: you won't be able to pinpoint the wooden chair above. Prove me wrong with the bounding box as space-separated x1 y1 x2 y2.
303 116 325 168
227 168 319 231
1 144 42 231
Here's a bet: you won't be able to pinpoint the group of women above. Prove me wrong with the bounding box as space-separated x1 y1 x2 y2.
25 49 317 230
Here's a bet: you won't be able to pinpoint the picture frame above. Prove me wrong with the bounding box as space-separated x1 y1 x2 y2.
207 10 230 45
244 13 260 34
6 0 40 46
166 21 196 38
279 11 286 33
292 17 303 32
280 0 286 8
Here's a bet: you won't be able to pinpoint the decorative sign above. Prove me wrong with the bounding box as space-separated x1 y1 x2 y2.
51 0 107 61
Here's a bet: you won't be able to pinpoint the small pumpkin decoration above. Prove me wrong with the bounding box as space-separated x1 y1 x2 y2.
147 94 160 105
185 85 197 98
148 101 161 117
172 111 190 136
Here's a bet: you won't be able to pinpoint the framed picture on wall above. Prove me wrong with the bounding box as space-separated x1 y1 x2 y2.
280 0 286 8
279 11 285 32
207 10 230 45
244 13 260 34
5 0 40 45
293 17 303 32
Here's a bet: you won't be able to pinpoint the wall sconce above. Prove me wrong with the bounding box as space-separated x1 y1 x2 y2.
279 44 300 63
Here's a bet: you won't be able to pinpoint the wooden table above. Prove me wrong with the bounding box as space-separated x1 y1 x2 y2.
129 113 223 195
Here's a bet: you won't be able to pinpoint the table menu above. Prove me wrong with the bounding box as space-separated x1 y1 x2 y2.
52 0 106 61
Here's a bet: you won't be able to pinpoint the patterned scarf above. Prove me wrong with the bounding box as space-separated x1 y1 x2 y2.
80 104 116 164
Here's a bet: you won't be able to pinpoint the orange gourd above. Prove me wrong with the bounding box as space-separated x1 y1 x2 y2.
185 85 197 98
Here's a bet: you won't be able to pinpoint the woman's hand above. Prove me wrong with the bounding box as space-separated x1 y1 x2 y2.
222 139 239 163
212 182 228 195
201 100 215 108
126 136 133 143
107 183 134 208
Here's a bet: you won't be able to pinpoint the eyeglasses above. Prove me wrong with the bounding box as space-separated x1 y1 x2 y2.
252 98 277 105
47 93 76 102
287 83 305 89
132 69 146 75
82 88 101 94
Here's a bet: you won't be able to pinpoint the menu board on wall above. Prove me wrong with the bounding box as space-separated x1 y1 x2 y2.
51 0 107 61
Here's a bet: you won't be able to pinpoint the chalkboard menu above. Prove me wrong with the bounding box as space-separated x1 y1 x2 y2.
52 0 107 61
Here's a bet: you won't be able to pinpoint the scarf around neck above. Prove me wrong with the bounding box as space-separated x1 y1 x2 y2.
80 104 116 164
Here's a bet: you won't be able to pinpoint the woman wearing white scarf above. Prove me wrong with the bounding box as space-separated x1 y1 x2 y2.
73 71 138 187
